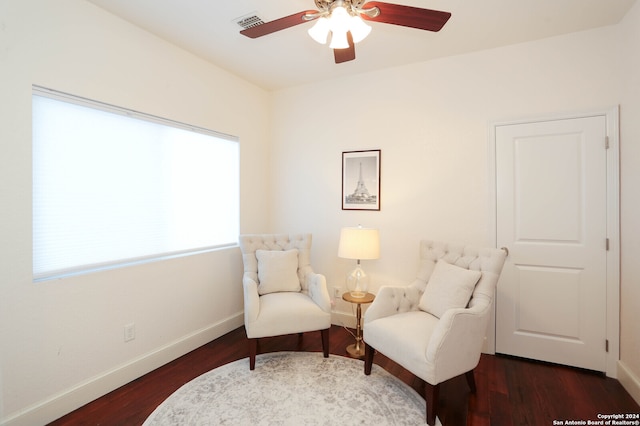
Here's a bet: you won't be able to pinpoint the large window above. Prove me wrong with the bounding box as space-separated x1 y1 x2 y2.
32 86 239 281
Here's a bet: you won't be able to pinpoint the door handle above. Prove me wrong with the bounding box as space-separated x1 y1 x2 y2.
501 247 509 257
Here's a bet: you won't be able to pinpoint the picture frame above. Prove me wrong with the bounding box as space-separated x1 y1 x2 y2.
342 149 381 211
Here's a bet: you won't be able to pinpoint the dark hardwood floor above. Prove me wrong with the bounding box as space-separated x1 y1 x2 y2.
49 325 639 425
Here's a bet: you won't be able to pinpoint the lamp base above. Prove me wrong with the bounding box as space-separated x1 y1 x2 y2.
346 263 369 299
346 343 365 359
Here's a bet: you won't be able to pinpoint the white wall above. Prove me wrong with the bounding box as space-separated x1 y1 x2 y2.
618 0 640 405
271 24 621 292
0 0 270 424
270 11 639 400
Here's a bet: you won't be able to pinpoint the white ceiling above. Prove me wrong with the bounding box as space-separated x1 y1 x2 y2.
85 0 636 91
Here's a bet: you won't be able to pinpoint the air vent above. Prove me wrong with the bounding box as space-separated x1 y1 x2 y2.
235 13 265 30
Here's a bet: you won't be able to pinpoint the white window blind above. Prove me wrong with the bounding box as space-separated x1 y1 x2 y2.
32 87 239 281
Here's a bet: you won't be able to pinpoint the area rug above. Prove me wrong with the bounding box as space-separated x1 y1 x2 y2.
143 351 441 425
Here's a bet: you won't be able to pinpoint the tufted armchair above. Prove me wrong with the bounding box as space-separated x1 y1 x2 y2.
239 234 332 370
363 240 507 425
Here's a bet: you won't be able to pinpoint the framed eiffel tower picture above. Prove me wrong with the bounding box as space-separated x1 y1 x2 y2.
342 149 381 211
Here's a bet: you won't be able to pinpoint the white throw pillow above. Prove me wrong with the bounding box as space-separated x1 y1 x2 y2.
419 259 482 318
256 249 301 295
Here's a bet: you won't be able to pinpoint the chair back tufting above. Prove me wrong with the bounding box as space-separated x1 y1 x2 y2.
239 234 313 292
411 240 507 307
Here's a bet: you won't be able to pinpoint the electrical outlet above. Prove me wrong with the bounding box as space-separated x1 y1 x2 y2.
333 287 342 298
124 323 136 342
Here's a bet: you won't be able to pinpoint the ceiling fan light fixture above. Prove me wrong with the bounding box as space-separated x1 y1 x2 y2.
329 5 351 34
308 3 370 49
308 17 331 44
329 29 350 49
349 15 371 43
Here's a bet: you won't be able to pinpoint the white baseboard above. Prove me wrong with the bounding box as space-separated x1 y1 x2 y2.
618 360 640 406
331 310 356 329
1 313 244 426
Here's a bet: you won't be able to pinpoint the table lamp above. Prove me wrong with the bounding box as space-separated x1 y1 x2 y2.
338 225 380 298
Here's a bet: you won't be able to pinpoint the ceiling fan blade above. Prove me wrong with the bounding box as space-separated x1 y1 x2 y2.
240 10 318 38
361 1 451 32
334 32 356 64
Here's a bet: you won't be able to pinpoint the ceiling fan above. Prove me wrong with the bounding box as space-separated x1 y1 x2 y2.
240 0 451 64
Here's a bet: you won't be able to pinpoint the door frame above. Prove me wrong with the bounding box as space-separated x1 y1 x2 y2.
487 107 620 378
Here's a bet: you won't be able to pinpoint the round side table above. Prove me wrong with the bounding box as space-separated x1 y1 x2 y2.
342 292 375 359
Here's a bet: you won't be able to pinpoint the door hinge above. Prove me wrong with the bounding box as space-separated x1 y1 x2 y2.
605 136 610 149
606 238 610 251
606 339 609 352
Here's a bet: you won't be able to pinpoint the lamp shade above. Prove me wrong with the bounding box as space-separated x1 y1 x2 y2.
329 6 351 34
349 15 371 43
338 226 380 260
329 29 350 49
308 17 330 44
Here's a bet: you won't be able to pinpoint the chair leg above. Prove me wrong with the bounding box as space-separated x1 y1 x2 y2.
248 338 257 370
466 370 477 393
425 383 439 426
296 332 304 351
364 343 375 375
321 328 330 358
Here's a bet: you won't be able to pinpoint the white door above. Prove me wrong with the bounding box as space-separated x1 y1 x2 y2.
495 115 608 372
